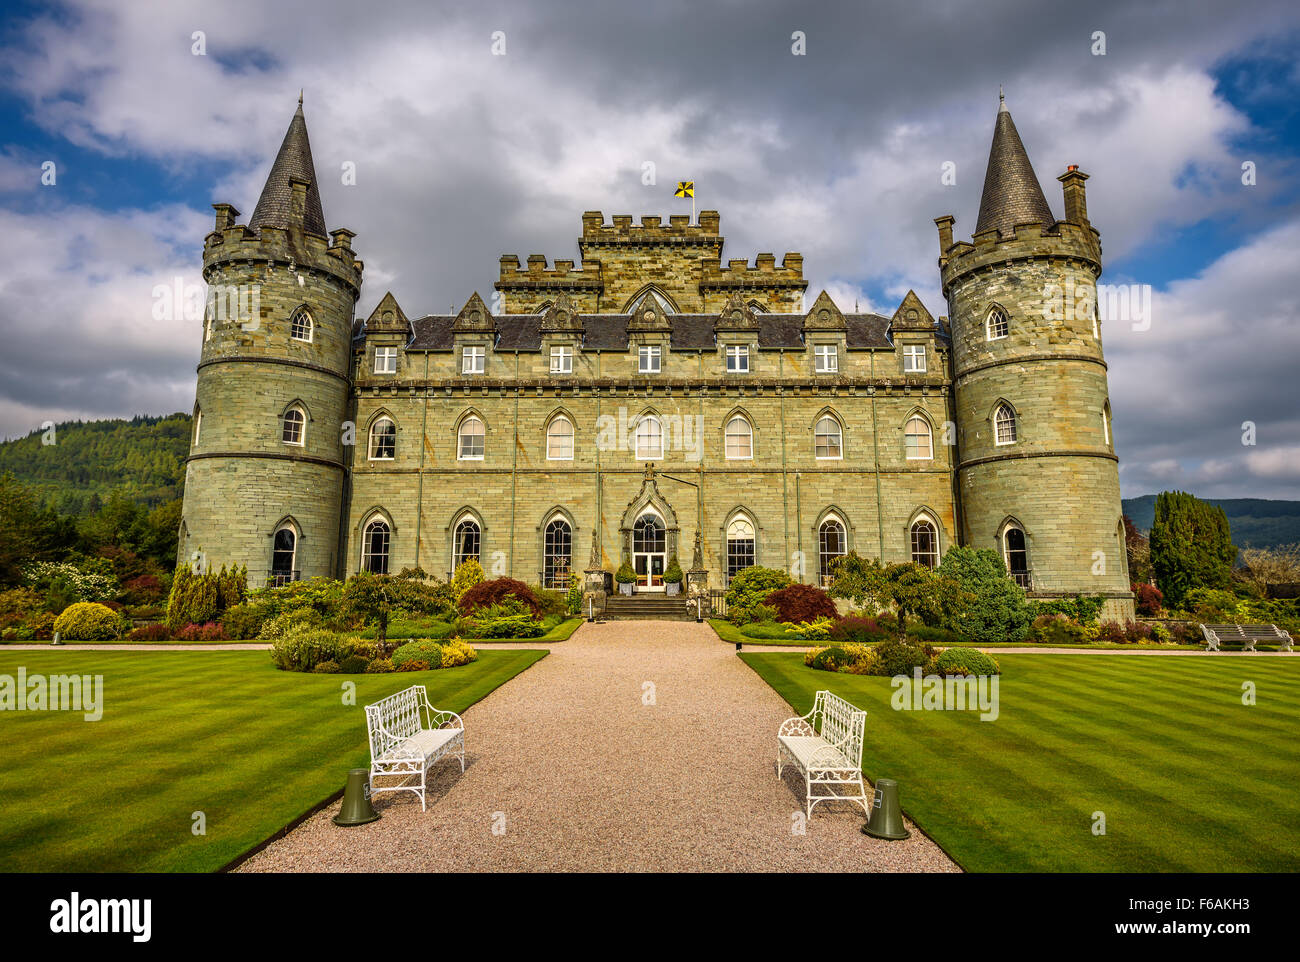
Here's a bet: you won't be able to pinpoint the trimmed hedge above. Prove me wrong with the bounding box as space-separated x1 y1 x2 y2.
934 647 1001 676
53 602 122 641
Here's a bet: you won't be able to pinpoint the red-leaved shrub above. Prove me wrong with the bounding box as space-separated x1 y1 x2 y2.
457 578 541 617
763 583 837 623
1131 582 1163 617
175 621 229 642
127 623 171 641
828 616 888 645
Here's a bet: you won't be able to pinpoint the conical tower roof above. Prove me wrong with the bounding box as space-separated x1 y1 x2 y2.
975 92 1055 237
248 96 327 236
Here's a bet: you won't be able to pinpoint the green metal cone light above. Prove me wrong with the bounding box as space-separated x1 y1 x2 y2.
862 778 911 840
333 768 380 826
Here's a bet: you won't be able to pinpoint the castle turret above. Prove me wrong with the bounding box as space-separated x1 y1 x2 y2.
181 96 364 586
938 92 1133 619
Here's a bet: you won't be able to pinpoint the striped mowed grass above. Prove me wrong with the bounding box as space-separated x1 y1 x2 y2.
0 650 546 872
741 652 1300 872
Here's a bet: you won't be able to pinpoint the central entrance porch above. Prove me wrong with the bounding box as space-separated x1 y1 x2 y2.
619 464 679 594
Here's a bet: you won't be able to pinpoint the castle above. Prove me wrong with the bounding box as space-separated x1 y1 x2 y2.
180 93 1135 619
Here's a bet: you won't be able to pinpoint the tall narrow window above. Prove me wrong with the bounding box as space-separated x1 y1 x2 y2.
725 415 753 460
635 416 662 460
271 527 297 585
368 417 396 460
458 415 485 460
726 515 756 583
994 403 1017 445
987 308 1009 340
454 519 481 569
193 408 202 447
374 347 397 374
910 518 939 568
290 307 313 342
904 416 933 460
281 407 305 445
1004 526 1030 587
547 416 574 460
815 415 842 459
361 519 390 574
1102 403 1111 448
818 518 846 586
543 518 572 588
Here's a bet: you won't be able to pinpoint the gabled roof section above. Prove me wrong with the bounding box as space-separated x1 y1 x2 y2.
802 290 848 332
888 290 935 332
364 292 411 335
714 294 760 333
539 293 584 334
453 292 496 334
975 93 1056 238
248 97 327 237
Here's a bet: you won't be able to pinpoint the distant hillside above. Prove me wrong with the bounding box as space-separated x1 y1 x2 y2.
0 414 190 514
1123 495 1300 550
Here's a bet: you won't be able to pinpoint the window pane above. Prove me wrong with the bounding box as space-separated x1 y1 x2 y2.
910 521 938 568
547 418 573 459
725 416 752 459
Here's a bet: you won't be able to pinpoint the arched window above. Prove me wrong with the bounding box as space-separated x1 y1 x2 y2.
726 515 756 583
271 526 297 585
818 517 846 586
815 415 842 460
361 519 390 574
282 406 305 446
458 415 485 460
1004 525 1030 587
368 417 396 460
290 307 313 342
725 415 753 460
635 415 662 460
986 308 1009 340
994 403 1017 445
910 517 939 569
904 416 933 460
547 416 574 461
544 517 572 588
454 518 481 568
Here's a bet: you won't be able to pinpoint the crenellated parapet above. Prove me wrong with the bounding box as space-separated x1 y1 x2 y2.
202 208 363 299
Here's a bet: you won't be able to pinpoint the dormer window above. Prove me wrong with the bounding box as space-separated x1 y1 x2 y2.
638 345 661 374
902 344 926 373
374 347 397 374
550 346 573 374
814 344 838 373
725 344 749 373
462 345 486 375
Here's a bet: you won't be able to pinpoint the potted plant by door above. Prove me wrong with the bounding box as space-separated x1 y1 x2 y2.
663 556 683 596
615 560 637 596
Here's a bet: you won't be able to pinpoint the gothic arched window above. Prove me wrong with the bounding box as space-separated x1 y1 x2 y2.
369 417 396 460
290 307 313 342
910 517 939 569
818 517 846 586
281 406 305 446
725 415 753 460
458 415 485 460
547 416 574 461
543 517 572 588
361 519 390 575
905 416 933 460
994 403 1017 445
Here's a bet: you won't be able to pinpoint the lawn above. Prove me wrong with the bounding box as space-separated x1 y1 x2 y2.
0 648 546 872
710 619 1210 650
741 651 1300 871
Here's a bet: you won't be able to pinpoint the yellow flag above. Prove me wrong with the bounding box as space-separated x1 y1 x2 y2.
674 181 694 198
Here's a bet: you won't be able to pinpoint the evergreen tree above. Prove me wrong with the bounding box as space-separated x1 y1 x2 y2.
1149 490 1236 609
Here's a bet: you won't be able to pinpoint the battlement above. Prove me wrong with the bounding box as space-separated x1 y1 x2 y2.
202 207 364 295
496 253 604 290
701 251 805 289
579 210 723 248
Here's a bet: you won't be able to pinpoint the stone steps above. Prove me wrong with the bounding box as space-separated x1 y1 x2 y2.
602 594 694 621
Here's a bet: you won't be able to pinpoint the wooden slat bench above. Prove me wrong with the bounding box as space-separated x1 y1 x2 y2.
365 685 465 810
1200 623 1294 652
777 690 870 818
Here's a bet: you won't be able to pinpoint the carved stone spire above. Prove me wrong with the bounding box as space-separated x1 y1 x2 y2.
975 91 1056 238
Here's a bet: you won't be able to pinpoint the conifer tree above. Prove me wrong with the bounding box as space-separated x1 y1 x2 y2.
1149 490 1235 609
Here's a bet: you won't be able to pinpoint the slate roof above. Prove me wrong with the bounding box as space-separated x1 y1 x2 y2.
975 98 1056 238
248 101 328 237
394 310 943 352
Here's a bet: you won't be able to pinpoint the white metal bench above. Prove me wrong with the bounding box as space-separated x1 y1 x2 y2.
777 690 869 818
1200 623 1294 652
365 685 465 810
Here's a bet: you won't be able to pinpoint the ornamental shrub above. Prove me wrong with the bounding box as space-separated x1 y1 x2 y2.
783 616 835 640
565 573 584 615
1124 619 1154 643
805 645 852 672
873 637 931 677
53 602 121 640
1030 614 1088 646
615 560 637 584
439 638 477 668
462 605 543 638
312 660 341 674
765 583 837 623
829 616 889 645
396 659 430 672
175 621 228 642
449 559 485 601
269 630 359 672
365 658 395 673
1028 594 1106 624
934 647 1001 676
531 587 568 618
1094 620 1127 644
339 654 371 674
663 556 683 584
258 607 325 640
222 602 270 640
936 546 1031 644
127 623 171 641
391 639 446 669
725 566 791 623
1132 583 1163 617
457 578 541 618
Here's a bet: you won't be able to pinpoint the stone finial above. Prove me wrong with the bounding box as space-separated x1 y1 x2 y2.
587 528 601 570
691 531 704 571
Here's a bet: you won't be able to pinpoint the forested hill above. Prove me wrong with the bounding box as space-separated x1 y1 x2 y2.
1123 495 1300 550
0 414 191 514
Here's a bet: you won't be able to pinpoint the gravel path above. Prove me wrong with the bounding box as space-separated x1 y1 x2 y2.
237 620 958 873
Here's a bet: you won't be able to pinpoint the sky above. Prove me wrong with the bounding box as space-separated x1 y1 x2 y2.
0 0 1297 500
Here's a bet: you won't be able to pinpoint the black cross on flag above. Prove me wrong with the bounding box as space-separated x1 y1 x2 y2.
674 181 694 197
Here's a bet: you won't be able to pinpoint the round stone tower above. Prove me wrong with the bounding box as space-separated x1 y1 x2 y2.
936 93 1133 619
181 97 363 586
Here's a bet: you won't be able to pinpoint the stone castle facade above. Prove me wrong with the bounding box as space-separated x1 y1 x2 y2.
180 94 1135 619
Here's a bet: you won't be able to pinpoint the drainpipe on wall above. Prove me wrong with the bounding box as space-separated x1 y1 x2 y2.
510 352 519 577
414 351 429 569
779 352 790 566
870 350 885 559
